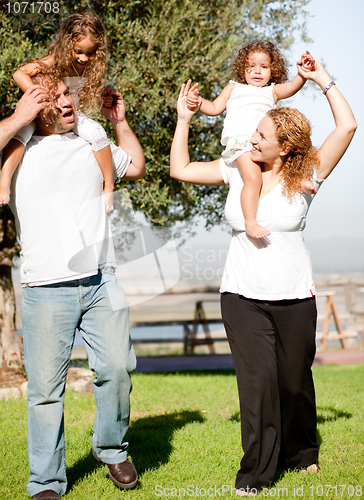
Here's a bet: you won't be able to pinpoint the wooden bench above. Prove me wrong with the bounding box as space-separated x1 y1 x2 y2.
130 299 225 354
131 290 355 353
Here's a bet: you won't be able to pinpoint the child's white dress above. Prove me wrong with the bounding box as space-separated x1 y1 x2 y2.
221 82 275 164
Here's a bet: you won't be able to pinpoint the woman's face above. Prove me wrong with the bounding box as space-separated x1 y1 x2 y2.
250 116 284 165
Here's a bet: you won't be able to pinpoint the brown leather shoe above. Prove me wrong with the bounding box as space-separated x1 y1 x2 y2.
107 459 138 489
92 448 138 489
31 491 60 499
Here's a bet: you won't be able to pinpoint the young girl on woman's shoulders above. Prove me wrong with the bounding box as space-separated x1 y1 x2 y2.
1 10 115 212
188 40 316 238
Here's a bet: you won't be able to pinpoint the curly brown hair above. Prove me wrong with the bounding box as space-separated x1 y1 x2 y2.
266 107 320 199
231 40 288 85
45 10 108 114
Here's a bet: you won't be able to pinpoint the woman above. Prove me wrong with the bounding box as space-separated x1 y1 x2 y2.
170 63 356 496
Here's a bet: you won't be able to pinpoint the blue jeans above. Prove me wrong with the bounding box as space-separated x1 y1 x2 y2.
21 268 136 497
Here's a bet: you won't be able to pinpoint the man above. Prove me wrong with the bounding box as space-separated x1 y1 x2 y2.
7 78 145 499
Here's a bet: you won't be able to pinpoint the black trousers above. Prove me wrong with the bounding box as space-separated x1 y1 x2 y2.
221 292 319 491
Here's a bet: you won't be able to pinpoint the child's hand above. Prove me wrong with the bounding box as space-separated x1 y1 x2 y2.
103 190 114 213
177 80 200 120
186 82 201 111
40 105 56 126
102 86 115 108
298 51 316 73
101 87 126 124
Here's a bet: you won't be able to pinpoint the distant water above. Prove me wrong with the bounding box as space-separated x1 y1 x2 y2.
74 323 225 346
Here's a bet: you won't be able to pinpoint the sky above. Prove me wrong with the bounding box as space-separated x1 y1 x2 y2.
281 0 364 241
192 0 364 245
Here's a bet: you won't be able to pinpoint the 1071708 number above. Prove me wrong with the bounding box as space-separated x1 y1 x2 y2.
309 484 363 497
5 2 60 14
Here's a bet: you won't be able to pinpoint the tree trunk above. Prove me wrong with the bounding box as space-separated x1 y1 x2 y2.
0 206 22 369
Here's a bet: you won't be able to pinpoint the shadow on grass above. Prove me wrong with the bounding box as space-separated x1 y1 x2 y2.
65 410 205 492
317 405 352 424
66 445 103 492
128 410 205 475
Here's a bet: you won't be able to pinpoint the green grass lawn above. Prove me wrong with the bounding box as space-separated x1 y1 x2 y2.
1 364 364 499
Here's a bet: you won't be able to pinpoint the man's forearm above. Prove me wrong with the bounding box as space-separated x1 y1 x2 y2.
113 120 145 179
0 114 26 150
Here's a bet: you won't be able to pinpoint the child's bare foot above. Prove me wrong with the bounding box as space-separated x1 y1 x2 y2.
245 221 270 239
0 185 10 205
300 179 317 194
104 191 114 213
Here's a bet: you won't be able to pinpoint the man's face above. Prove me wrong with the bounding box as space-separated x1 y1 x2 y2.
35 81 75 135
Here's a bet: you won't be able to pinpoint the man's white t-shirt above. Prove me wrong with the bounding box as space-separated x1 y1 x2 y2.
10 132 131 286
219 159 323 301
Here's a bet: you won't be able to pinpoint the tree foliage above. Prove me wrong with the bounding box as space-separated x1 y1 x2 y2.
1 0 311 227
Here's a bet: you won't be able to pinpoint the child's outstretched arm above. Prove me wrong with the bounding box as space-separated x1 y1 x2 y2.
273 51 315 103
13 55 54 92
0 139 24 204
187 81 235 116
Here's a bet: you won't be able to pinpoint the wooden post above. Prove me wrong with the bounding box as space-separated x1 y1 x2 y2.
187 301 215 354
319 292 347 350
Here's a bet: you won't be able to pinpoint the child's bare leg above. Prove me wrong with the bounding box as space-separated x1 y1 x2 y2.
93 145 114 213
0 139 25 204
236 152 270 239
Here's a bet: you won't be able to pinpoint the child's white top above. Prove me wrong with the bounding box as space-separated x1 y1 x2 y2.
221 82 275 162
63 76 88 107
219 159 323 300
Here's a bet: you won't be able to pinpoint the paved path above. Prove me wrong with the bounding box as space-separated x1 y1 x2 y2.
134 350 364 373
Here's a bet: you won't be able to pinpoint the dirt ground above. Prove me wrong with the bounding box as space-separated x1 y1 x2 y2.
0 366 27 389
0 362 89 389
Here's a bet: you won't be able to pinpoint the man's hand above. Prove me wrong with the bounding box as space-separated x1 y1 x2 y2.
0 85 50 150
101 87 126 125
14 85 50 126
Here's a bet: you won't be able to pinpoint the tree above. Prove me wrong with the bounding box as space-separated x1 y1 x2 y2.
101 0 311 226
0 0 310 367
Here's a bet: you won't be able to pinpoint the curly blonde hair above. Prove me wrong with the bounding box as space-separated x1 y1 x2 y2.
231 40 288 85
46 10 108 114
267 107 320 199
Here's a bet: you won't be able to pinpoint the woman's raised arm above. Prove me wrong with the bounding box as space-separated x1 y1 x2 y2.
299 62 357 180
170 81 224 186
